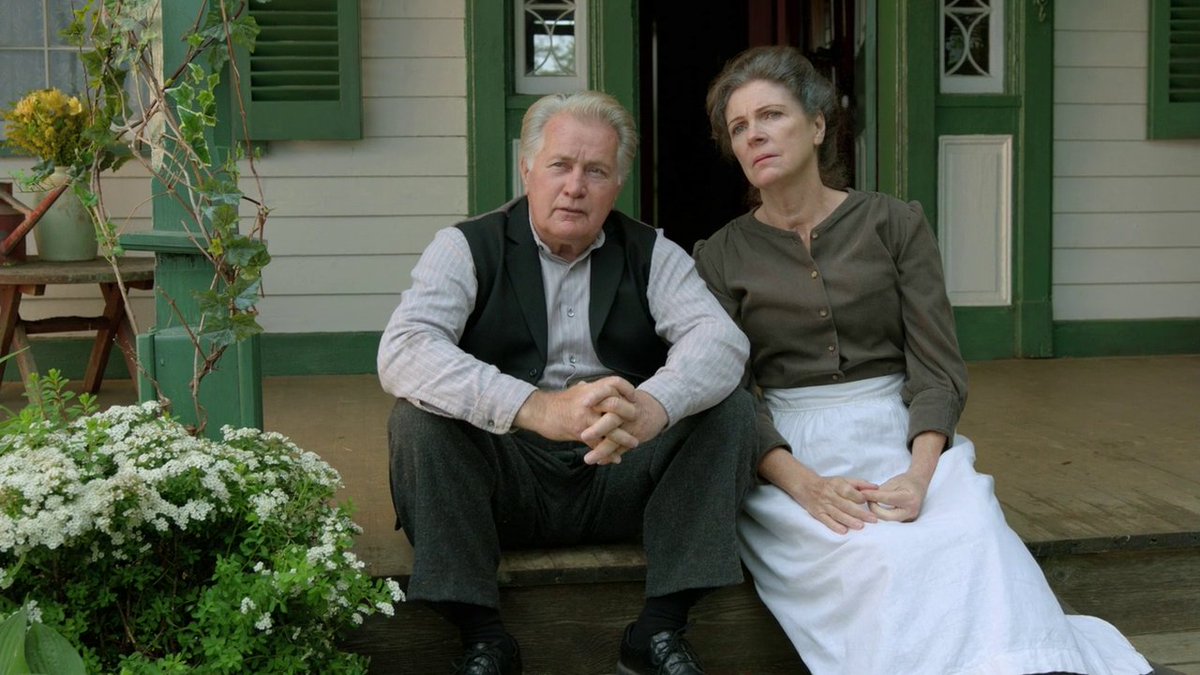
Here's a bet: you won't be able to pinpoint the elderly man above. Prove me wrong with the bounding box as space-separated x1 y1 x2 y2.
379 91 757 675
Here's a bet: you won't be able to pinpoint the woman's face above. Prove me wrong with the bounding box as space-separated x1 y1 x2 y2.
724 79 825 191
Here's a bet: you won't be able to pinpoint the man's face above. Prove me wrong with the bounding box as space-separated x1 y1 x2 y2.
521 113 623 261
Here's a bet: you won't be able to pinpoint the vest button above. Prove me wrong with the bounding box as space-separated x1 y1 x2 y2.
528 369 538 377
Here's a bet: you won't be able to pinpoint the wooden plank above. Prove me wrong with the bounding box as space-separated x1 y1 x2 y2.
340 579 808 675
260 215 455 256
1054 104 1147 141
255 295 404 333
1054 30 1147 68
1054 67 1146 104
1054 141 1200 177
1054 177 1200 212
362 97 466 137
1129 631 1200 667
1054 212 1200 248
255 137 467 178
260 255 419 296
1052 249 1200 285
1052 283 1200 320
1054 0 1149 31
362 19 465 58
256 176 468 217
1040 549 1200 636
363 58 467 97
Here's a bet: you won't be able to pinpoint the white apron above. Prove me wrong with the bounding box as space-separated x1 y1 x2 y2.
738 374 1151 675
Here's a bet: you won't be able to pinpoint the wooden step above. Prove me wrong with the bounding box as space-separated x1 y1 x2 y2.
341 544 809 674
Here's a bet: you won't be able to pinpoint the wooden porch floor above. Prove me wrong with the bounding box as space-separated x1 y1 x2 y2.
3 354 1198 672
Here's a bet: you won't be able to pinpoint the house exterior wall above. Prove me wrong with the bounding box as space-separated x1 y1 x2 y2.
1053 0 1200 321
0 0 470 338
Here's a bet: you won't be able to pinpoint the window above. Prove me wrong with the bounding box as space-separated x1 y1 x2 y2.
1148 0 1200 139
514 0 589 95
0 0 85 144
940 0 1005 94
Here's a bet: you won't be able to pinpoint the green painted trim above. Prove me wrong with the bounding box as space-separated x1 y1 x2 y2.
1053 320 1200 358
1148 0 1200 139
119 231 206 254
902 2 938 208
259 332 379 375
934 95 1022 108
591 0 639 217
466 0 509 214
875 2 901 196
5 332 382 383
1017 3 1055 357
953 306 1015 361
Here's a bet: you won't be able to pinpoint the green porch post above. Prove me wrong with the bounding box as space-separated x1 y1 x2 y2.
119 1 263 435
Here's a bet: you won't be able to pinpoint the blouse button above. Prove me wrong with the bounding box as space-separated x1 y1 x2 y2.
812 232 820 240
832 374 841 381
810 270 819 279
827 345 835 352
819 309 828 317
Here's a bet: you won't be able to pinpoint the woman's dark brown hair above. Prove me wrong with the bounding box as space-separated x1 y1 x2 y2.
706 46 846 189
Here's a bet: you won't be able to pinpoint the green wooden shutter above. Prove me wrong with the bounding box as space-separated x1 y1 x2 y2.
1148 0 1200 139
242 0 361 140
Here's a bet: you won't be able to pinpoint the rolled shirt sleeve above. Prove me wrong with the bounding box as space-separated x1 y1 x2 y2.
377 228 537 433
638 230 751 426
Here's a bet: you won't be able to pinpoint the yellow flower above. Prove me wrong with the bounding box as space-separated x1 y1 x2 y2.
1 88 90 166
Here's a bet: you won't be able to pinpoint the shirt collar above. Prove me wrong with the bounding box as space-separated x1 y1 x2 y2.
528 215 606 264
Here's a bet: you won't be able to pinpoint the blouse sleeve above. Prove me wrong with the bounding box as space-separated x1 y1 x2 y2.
891 200 969 446
693 237 791 463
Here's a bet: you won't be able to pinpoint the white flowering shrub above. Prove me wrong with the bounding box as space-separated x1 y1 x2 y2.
0 396 404 673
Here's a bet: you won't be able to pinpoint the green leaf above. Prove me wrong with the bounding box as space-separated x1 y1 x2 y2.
232 279 262 312
0 609 30 675
25 623 85 675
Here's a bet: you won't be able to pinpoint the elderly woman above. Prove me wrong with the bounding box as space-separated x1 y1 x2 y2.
693 46 1151 675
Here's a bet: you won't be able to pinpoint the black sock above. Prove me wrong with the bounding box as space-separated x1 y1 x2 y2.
428 601 512 649
628 587 713 649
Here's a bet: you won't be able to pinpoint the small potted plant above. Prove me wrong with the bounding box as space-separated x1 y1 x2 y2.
1 88 98 261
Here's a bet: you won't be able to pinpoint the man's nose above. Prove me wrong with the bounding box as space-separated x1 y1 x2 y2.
563 168 587 196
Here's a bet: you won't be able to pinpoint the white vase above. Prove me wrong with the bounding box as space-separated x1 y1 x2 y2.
32 168 98 262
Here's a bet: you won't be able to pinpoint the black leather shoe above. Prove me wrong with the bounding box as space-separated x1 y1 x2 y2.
616 622 704 674
452 635 522 675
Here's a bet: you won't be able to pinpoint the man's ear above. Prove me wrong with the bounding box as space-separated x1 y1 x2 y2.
518 156 530 191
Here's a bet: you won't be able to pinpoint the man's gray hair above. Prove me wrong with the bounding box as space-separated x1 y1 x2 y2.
519 90 638 183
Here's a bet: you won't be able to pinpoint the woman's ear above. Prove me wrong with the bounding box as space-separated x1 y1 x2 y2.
814 113 827 145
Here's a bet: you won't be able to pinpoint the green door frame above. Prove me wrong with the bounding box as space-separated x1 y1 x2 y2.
466 0 639 217
876 0 1054 360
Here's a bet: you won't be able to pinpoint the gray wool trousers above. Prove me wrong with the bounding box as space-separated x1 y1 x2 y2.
388 388 758 608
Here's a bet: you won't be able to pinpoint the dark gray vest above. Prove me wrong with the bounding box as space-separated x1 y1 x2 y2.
456 198 669 386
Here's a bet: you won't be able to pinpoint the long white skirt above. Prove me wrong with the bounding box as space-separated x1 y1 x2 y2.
739 375 1151 675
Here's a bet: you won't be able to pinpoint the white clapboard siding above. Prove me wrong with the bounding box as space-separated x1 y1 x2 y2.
1054 284 1200 321
1053 249 1200 285
1052 0 1200 322
1054 104 1146 140
1055 213 1200 248
263 216 451 256
3 2 470 339
256 294 410 333
1054 141 1200 176
261 255 420 296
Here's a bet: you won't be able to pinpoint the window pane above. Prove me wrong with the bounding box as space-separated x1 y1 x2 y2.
49 0 77 47
523 2 577 77
0 52 49 143
48 50 86 96
0 0 45 48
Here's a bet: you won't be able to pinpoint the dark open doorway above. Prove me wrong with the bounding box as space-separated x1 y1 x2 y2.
638 1 861 252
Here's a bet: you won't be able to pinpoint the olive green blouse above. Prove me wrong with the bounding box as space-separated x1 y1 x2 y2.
693 189 968 457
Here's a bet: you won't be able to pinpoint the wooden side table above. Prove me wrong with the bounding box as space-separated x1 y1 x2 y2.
0 256 155 394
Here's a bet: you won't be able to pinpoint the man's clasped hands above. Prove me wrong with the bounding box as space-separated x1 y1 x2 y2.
512 376 669 466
